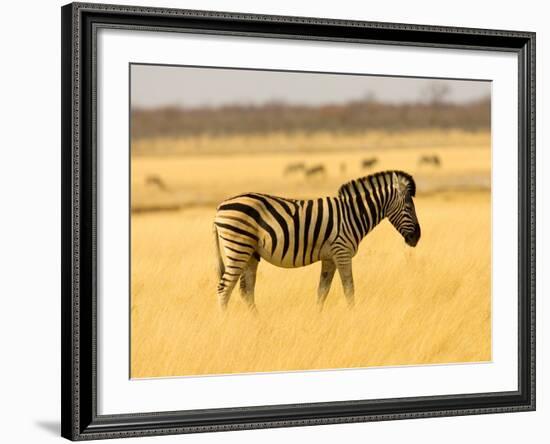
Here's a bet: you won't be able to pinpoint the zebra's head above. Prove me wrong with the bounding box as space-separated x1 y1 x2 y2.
386 172 421 247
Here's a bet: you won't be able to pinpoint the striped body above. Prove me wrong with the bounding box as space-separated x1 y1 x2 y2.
213 170 420 311
216 194 338 268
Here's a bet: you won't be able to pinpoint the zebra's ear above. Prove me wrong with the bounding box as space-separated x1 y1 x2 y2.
392 172 403 192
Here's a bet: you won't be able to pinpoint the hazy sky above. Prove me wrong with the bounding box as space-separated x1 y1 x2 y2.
131 64 491 109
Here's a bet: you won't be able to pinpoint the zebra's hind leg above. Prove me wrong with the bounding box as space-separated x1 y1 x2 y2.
217 253 253 311
217 272 239 312
317 260 336 311
335 259 355 309
239 253 260 313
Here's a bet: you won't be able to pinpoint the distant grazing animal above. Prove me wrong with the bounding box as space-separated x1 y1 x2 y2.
362 157 378 169
418 155 441 167
283 162 306 175
340 162 347 175
305 164 327 178
213 170 421 312
145 175 167 191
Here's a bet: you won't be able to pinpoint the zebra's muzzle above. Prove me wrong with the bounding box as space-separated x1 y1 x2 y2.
405 224 421 247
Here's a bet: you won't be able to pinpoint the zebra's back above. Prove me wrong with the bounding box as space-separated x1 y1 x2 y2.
214 192 340 268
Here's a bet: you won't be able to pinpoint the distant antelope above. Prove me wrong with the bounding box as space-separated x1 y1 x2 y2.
418 155 441 167
283 162 306 176
361 157 378 169
305 164 326 179
145 175 167 191
213 171 421 312
340 162 347 175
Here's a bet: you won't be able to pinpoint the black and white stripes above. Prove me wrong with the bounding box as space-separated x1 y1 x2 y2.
213 170 421 311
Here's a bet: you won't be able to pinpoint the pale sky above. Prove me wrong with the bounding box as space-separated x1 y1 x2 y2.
131 64 491 109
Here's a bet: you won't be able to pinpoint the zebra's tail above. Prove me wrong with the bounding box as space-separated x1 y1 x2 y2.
213 223 225 280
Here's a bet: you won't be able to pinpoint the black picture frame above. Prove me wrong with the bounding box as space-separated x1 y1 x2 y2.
61 2 536 440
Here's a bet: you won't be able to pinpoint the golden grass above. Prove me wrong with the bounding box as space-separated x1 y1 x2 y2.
131 143 491 212
131 191 491 378
131 130 492 378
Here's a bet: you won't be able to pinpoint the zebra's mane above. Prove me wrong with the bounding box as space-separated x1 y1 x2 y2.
337 170 416 198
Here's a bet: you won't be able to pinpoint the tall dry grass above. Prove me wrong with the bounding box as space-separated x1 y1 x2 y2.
131 143 491 212
131 130 492 378
131 191 491 378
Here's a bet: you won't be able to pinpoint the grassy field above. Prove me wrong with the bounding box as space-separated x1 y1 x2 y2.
130 134 491 378
131 134 490 213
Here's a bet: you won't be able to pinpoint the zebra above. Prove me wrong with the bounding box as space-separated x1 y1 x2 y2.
361 157 378 169
418 155 441 167
305 164 326 178
284 162 306 175
213 170 421 312
145 174 168 191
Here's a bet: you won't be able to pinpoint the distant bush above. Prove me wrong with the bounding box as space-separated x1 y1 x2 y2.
131 97 490 140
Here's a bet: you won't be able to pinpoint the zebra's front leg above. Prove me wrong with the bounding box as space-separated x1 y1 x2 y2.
239 255 259 313
317 260 336 311
336 260 355 309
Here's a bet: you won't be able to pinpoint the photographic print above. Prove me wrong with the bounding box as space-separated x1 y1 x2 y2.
130 65 492 379
62 5 535 438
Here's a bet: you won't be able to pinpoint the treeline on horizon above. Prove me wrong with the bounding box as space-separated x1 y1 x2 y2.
131 97 490 139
